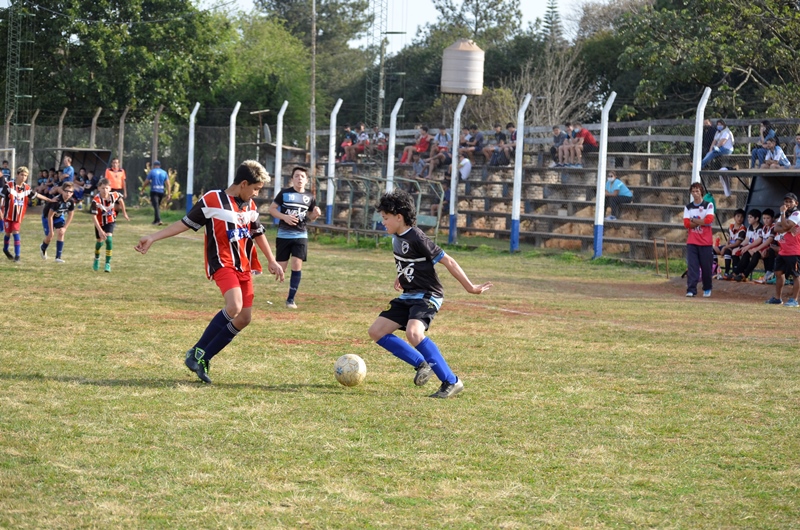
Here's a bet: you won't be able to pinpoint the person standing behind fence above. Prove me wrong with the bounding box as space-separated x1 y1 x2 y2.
701 120 734 169
604 171 633 220
141 160 170 225
104 158 127 199
684 182 715 297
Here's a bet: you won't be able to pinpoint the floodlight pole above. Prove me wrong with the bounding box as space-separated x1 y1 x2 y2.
386 98 403 192
692 87 712 184
326 99 343 225
228 101 241 186
274 100 289 199
592 91 617 259
510 93 532 253
448 95 468 245
186 102 201 213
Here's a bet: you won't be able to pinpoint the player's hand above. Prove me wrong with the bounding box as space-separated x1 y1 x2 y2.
283 213 299 226
313 206 322 218
468 281 493 295
124 213 130 221
394 277 402 291
134 236 154 254
268 260 285 282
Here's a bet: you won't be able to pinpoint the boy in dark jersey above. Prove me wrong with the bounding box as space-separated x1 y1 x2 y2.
269 166 321 309
368 189 492 398
39 181 75 263
90 178 129 272
135 160 284 384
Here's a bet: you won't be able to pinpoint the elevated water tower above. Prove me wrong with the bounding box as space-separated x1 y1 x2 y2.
441 39 484 95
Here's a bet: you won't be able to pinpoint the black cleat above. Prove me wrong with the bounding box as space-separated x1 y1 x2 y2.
414 361 433 386
3 249 13 260
13 255 19 262
429 378 464 399
185 348 212 383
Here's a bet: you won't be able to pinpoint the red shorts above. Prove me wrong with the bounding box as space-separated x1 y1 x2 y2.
355 143 366 153
4 220 20 233
213 268 254 308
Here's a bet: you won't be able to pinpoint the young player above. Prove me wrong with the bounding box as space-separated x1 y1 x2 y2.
1 166 53 261
715 208 746 278
39 181 75 263
135 160 284 384
766 193 800 306
268 166 321 309
90 178 129 272
367 189 492 398
737 208 776 282
684 182 715 297
730 209 762 281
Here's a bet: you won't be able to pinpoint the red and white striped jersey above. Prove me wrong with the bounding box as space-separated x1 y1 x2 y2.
1 183 36 222
91 192 123 226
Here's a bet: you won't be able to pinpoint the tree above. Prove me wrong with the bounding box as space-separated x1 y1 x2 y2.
541 0 564 44
430 0 523 47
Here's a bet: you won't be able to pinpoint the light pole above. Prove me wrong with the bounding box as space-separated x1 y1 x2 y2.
310 0 317 178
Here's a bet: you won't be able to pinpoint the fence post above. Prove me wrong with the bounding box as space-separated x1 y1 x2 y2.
4 110 14 149
186 102 200 213
90 107 102 148
274 100 289 200
152 104 164 166
118 106 129 166
228 102 241 186
692 87 712 184
593 91 617 259
386 98 403 193
56 108 67 169
27 108 39 179
448 95 468 245
326 99 344 225
510 93 532 253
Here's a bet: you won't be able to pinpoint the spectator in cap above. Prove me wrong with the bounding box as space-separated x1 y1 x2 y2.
141 160 170 225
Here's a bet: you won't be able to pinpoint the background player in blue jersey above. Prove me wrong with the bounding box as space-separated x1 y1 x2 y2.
39 181 75 263
141 160 171 225
269 166 321 309
368 189 492 398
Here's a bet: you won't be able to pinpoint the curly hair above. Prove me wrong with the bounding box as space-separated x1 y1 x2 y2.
376 189 417 227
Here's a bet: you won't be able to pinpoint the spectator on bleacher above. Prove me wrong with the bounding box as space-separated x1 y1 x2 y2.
716 208 746 278
458 126 471 149
458 124 484 164
427 126 453 177
794 134 800 169
400 126 431 164
684 182 716 297
569 121 598 168
557 123 575 167
701 119 734 169
337 124 358 162
766 193 800 306
750 120 778 169
482 123 508 166
369 126 387 156
604 171 633 220
433 125 452 152
762 137 791 169
728 208 762 280
734 208 776 282
503 122 517 164
550 125 569 167
702 119 716 157
345 122 370 163
458 153 472 181
411 152 429 179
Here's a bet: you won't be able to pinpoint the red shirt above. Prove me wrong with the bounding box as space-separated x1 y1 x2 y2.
574 128 598 147
91 192 123 226
1 183 36 222
778 211 800 256
182 190 265 278
683 200 715 246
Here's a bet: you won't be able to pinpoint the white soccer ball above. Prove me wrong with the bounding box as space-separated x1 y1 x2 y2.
334 354 367 387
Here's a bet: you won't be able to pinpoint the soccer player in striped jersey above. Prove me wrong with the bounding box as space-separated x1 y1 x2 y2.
1 166 53 262
90 178 129 272
368 189 492 398
134 160 284 384
268 166 321 309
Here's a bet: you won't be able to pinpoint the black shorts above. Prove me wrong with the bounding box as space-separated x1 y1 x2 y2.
94 222 115 239
583 144 598 153
53 218 66 230
775 255 800 277
379 297 438 331
276 237 308 262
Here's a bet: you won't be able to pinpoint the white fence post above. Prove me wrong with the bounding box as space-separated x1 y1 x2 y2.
228 102 241 186
692 87 712 184
448 95 468 245
186 102 200 213
326 99 344 224
592 91 617 259
274 100 289 199
386 98 403 193
510 93 532 252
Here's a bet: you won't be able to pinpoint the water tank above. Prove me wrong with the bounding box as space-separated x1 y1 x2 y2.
441 39 484 95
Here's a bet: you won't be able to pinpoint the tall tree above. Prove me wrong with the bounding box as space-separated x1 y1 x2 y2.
431 0 522 47
541 0 564 44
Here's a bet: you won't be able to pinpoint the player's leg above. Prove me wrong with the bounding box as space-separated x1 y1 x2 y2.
369 310 428 378
2 226 9 260
286 244 306 308
12 228 20 260
103 223 115 272
40 224 53 259
93 226 103 271
55 226 66 261
150 192 160 224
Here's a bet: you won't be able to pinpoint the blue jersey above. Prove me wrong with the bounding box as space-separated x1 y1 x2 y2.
393 226 446 309
61 165 74 182
274 186 317 239
1 167 10 184
146 168 169 193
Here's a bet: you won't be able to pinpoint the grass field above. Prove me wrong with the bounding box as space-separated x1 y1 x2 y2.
1 207 798 528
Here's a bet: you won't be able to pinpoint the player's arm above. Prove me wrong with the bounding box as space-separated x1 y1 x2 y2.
47 208 56 234
438 254 492 295
64 209 74 230
118 197 130 221
268 201 299 226
134 220 190 254
253 233 285 282
140 175 150 195
308 204 321 222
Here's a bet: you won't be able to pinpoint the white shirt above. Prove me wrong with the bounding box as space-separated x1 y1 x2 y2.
459 158 472 181
714 127 734 150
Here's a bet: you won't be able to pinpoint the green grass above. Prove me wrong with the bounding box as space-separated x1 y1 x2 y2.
1 207 798 528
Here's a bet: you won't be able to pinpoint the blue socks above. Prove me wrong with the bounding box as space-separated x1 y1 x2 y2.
56 241 64 259
201 320 240 361
377 334 425 368
13 234 20 257
194 309 232 352
416 337 456 384
288 270 301 302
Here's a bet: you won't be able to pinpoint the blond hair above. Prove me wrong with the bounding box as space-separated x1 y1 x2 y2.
16 166 29 176
234 160 270 185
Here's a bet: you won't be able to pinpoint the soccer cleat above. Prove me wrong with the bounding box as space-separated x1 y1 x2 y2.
413 361 433 386
764 271 775 282
703 290 712 298
685 292 695 297
285 299 298 309
93 258 99 271
55 258 65 264
13 255 19 262
40 245 47 260
104 263 111 273
3 249 12 260
765 297 782 305
734 273 744 282
429 378 464 399
785 298 799 308
185 348 212 383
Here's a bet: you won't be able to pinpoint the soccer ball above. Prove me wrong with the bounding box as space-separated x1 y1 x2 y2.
334 354 367 387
